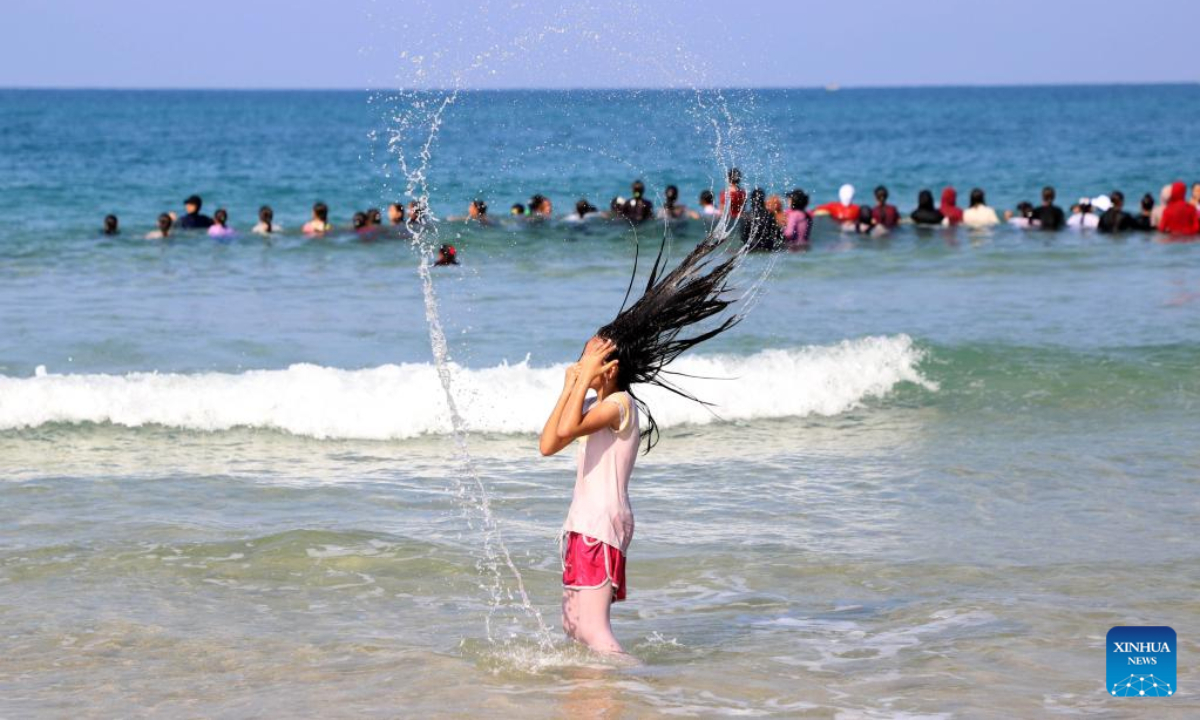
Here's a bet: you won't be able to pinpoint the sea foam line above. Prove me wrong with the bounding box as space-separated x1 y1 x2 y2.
0 336 932 439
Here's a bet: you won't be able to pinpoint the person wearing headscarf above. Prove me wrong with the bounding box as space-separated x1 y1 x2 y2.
939 187 964 226
1158 181 1200 236
910 189 945 226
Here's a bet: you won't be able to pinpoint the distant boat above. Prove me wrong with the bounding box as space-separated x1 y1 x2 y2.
824 84 840 92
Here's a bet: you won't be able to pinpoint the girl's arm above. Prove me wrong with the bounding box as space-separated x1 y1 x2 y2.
539 364 581 456
538 339 620 456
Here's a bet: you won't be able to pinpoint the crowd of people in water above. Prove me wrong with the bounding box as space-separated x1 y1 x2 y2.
100 172 1200 260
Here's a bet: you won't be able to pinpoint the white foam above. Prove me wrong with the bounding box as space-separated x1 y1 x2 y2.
0 335 932 440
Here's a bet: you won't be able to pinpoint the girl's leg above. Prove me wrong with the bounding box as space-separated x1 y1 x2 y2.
572 586 623 655
561 588 581 640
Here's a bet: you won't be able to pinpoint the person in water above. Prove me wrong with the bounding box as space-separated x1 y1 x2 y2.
102 214 119 235
1150 184 1171 228
352 211 369 231
962 188 1000 228
529 195 553 218
447 199 490 225
1158 181 1200 236
658 185 688 221
177 195 214 230
910 189 944 226
939 187 964 225
434 244 458 266
1134 193 1156 231
510 203 526 217
1191 182 1200 209
252 205 281 235
207 208 235 239
1066 197 1099 229
1005 201 1038 228
365 208 383 227
854 204 881 235
871 185 900 229
718 168 746 218
388 202 406 227
741 188 783 251
303 202 332 234
540 224 743 658
697 189 719 218
564 198 599 223
145 213 173 240
1030 186 1065 230
813 184 859 224
783 189 812 249
619 180 654 223
1098 191 1136 234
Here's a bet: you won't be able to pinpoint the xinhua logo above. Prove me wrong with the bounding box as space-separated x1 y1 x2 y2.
1107 626 1176 697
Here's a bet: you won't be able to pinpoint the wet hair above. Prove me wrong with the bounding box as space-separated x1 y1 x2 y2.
436 244 458 265
575 198 595 216
596 230 744 452
510 203 526 216
366 207 382 225
874 185 889 203
969 188 986 207
1141 193 1154 211
727 168 742 186
103 214 119 235
917 189 934 210
258 205 274 232
1042 186 1056 203
352 211 367 230
789 189 809 211
157 212 173 233
471 199 488 216
529 194 548 213
631 180 646 199
214 208 228 226
699 189 715 206
664 184 679 208
313 202 329 222
389 202 405 222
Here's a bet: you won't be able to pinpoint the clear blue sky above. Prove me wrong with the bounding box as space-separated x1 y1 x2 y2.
5 0 1196 89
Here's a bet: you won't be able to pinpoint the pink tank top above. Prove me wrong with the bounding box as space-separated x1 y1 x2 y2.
561 391 639 554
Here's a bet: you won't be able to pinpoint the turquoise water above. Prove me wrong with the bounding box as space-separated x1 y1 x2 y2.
2 87 1199 717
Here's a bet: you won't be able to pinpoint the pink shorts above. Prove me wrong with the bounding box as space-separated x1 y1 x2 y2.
562 531 626 601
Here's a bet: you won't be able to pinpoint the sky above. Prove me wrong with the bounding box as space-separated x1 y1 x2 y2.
3 0 1196 90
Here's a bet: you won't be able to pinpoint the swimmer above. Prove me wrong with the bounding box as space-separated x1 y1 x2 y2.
910 190 945 226
252 206 281 235
565 198 599 223
765 194 786 227
871 185 899 229
1098 191 1136 233
619 180 653 224
448 199 490 225
178 194 214 230
529 195 553 218
540 226 745 659
352 211 368 231
1030 186 1065 230
740 188 783 251
434 244 458 266
657 185 688 221
939 187 964 225
854 204 878 235
783 189 812 249
1005 201 1038 228
718 167 746 218
102 214 119 236
366 208 383 227
302 202 332 234
1158 181 1200 235
145 212 173 240
1134 193 1156 231
697 189 718 219
388 202 406 227
510 203 526 217
1066 197 1099 229
207 208 235 239
813 184 859 224
962 188 1000 228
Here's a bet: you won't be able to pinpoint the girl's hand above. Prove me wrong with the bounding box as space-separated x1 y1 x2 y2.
579 337 617 378
562 363 580 391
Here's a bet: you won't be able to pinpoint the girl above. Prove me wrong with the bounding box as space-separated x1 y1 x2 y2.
207 208 235 239
252 205 281 235
539 227 743 658
302 202 331 234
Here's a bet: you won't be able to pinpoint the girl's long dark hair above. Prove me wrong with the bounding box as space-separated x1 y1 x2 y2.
597 227 744 452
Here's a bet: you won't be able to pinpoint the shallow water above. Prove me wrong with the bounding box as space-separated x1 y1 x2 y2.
2 88 1200 717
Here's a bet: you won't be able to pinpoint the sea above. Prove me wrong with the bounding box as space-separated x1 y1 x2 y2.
1 86 1199 718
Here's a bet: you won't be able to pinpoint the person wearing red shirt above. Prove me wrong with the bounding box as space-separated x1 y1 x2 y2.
813 183 859 223
718 168 746 218
1158 181 1200 236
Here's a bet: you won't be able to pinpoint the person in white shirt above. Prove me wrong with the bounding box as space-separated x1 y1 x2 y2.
1066 197 1100 229
962 188 1000 228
